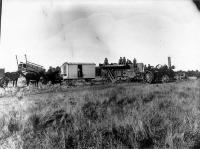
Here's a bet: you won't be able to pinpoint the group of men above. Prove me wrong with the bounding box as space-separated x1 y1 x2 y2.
103 57 137 66
118 57 137 66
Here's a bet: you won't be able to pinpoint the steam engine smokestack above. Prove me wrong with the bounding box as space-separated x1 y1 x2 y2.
168 57 171 68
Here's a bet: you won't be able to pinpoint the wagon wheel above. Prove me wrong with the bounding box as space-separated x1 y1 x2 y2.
161 74 170 83
145 71 154 84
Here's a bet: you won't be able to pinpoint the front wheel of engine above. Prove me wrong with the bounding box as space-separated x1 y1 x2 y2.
145 71 154 84
161 74 170 83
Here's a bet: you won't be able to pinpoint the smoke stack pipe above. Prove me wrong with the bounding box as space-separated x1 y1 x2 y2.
16 55 18 67
168 57 171 68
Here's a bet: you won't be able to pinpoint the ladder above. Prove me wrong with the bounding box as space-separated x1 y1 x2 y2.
107 69 116 83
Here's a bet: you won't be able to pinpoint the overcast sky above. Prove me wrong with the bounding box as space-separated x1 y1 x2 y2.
1 0 200 71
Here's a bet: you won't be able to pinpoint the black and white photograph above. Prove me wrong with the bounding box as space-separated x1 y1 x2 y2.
0 0 200 148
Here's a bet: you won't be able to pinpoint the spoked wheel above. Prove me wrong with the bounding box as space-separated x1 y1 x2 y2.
145 71 154 84
161 74 170 83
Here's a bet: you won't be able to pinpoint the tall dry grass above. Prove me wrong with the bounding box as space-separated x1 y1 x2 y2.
0 80 200 149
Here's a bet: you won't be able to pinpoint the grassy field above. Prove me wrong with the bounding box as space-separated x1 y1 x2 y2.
0 80 200 149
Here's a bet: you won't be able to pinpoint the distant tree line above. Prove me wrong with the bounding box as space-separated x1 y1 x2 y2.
176 70 200 78
186 70 200 78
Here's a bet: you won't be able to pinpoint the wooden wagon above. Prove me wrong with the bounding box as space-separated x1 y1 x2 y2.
17 55 45 75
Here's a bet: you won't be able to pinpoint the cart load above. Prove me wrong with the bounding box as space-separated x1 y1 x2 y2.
18 61 45 73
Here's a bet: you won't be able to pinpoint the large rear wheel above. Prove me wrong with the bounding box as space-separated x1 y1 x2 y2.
161 74 170 83
145 71 154 84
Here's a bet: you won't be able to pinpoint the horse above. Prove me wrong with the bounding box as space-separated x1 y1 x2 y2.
4 71 20 87
45 66 62 85
25 71 45 87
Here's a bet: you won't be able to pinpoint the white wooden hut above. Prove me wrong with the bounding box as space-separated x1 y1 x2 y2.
60 62 96 80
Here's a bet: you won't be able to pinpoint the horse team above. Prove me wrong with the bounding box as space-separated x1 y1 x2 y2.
3 67 62 88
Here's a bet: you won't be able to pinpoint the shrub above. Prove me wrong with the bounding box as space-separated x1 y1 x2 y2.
76 127 101 148
8 118 20 133
173 136 184 149
7 110 21 134
28 113 41 132
142 92 156 103
149 114 168 147
0 114 5 131
107 86 126 104
40 109 74 129
108 89 118 104
22 109 75 149
82 101 99 121
158 99 174 110
183 131 200 149
116 96 137 107
112 125 135 148
82 101 108 122
178 91 189 99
